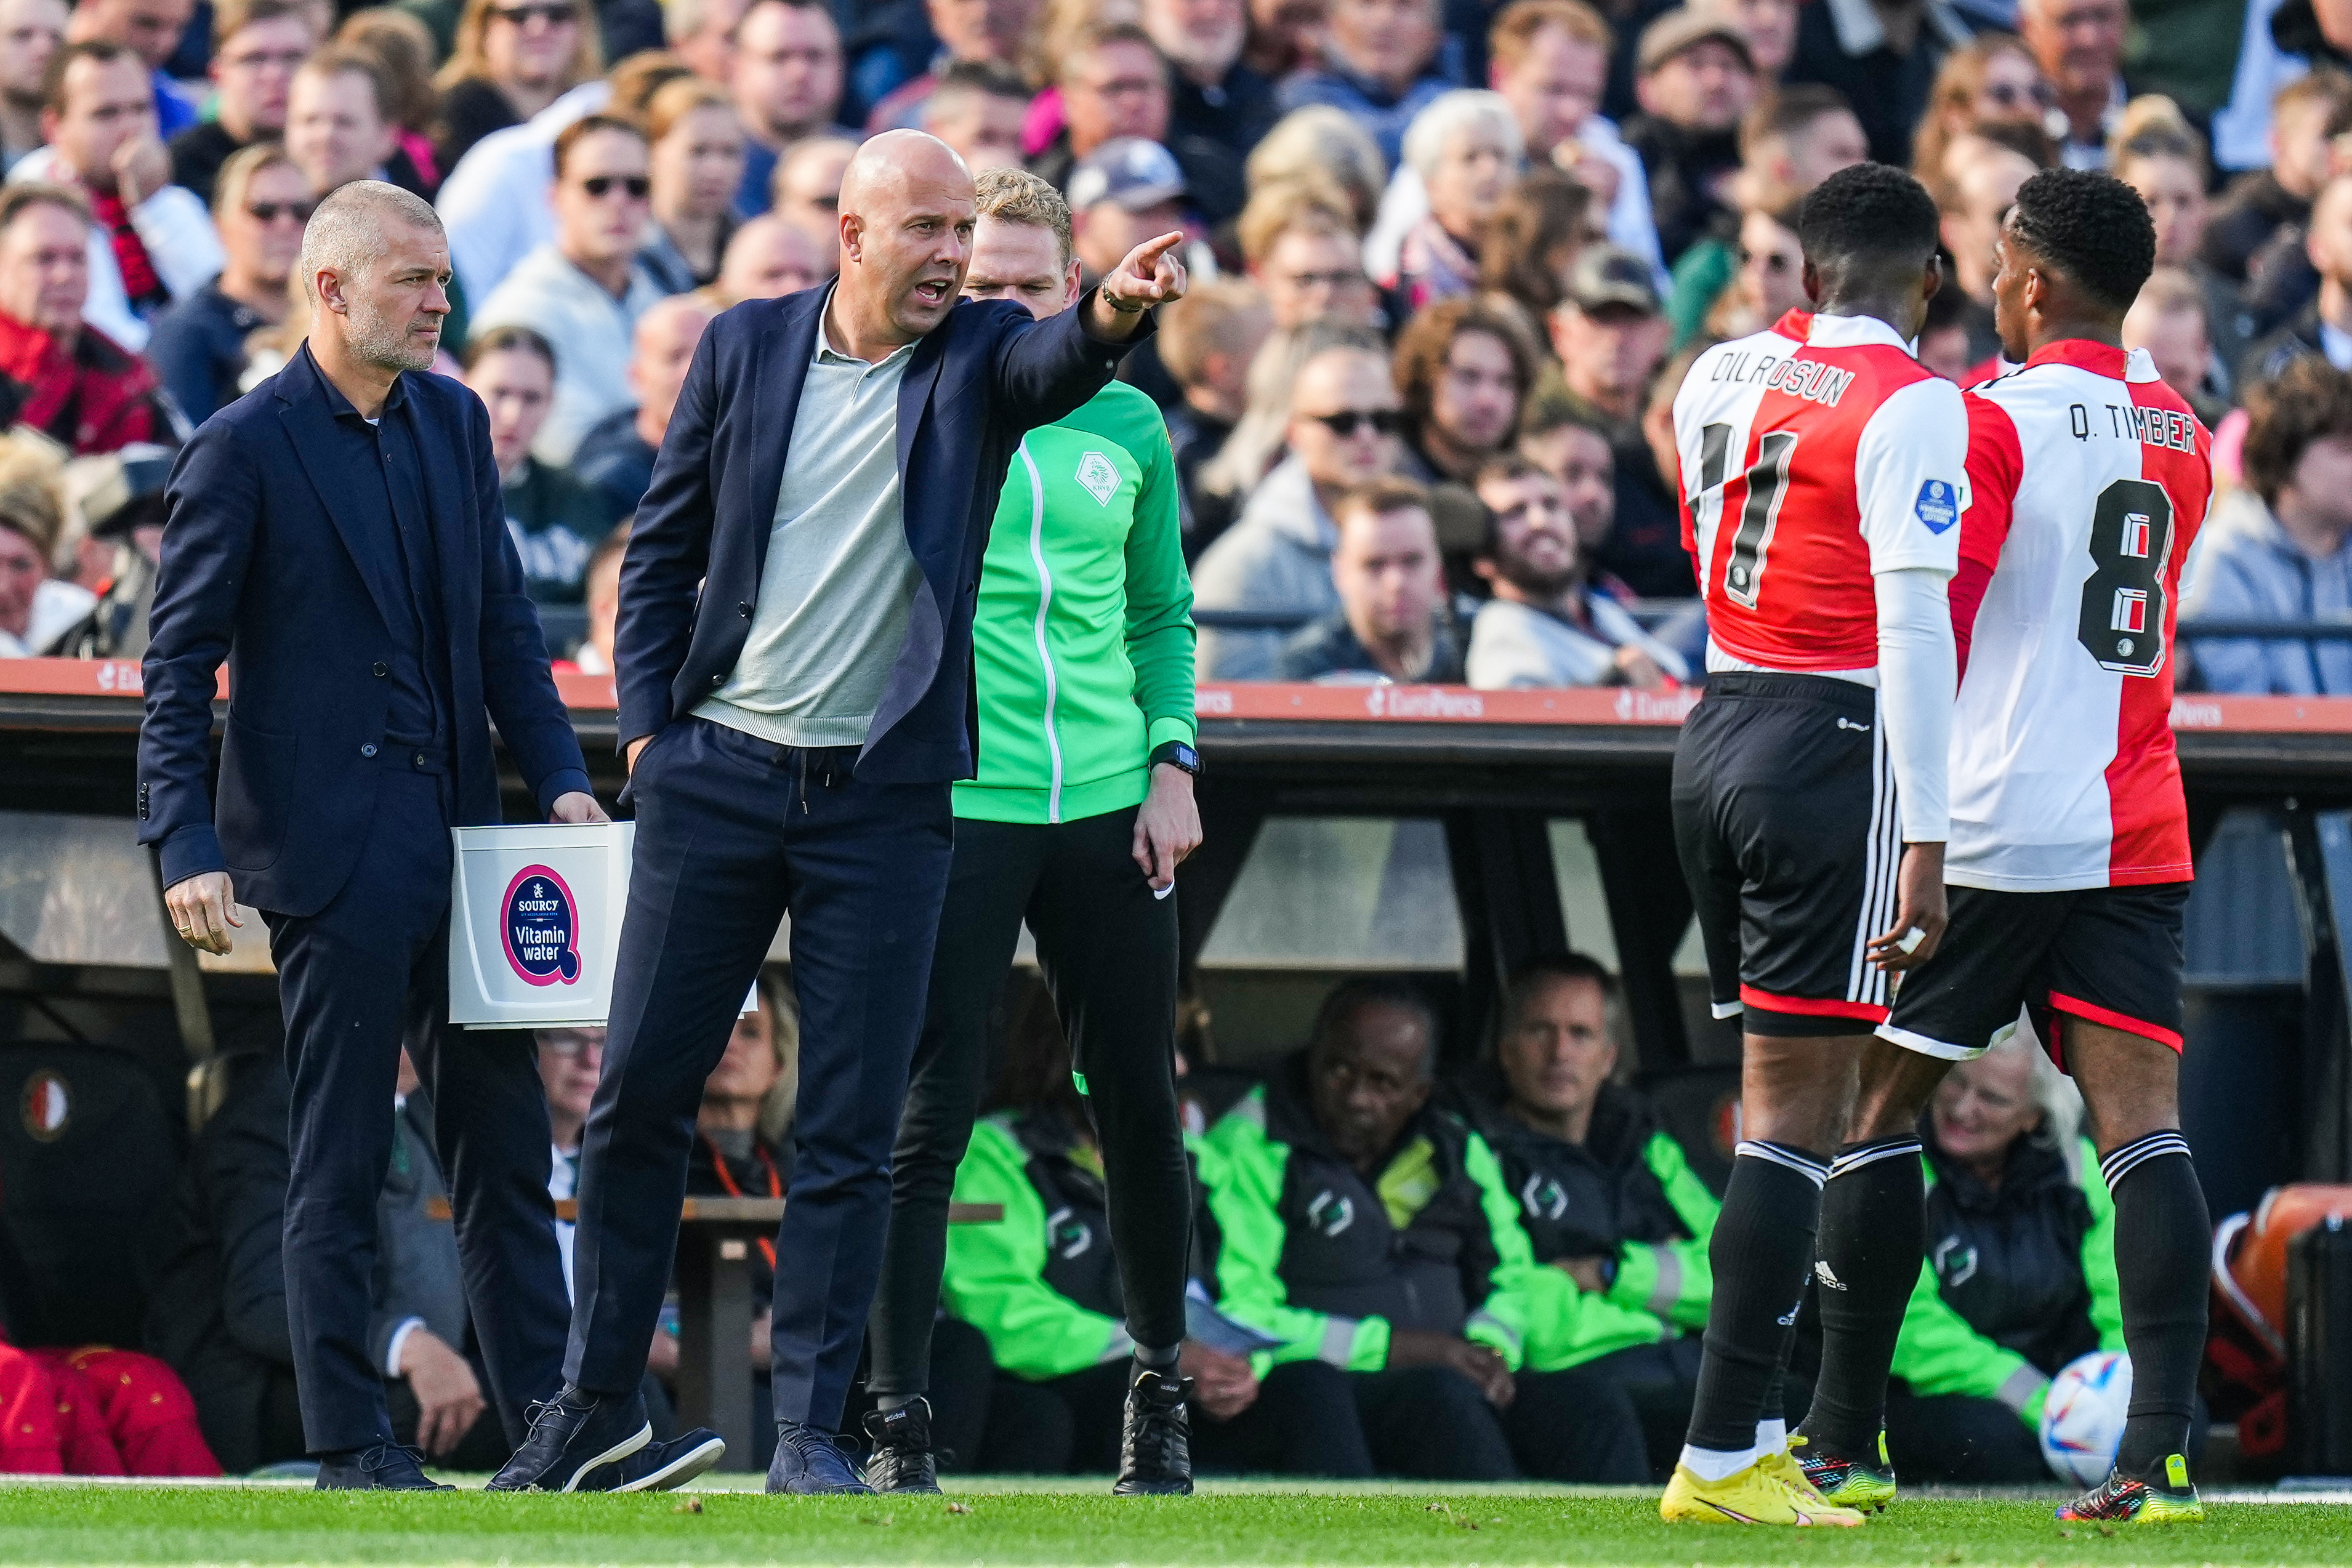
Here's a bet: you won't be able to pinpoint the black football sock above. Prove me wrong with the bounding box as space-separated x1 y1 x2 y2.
2102 1131 2208 1486
1683 1141 1829 1462
1797 1134 1926 1461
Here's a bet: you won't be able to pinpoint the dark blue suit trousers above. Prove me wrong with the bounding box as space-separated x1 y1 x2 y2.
566 718 952 1427
264 761 571 1453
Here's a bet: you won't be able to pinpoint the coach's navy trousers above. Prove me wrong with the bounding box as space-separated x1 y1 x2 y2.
565 715 953 1431
265 763 571 1456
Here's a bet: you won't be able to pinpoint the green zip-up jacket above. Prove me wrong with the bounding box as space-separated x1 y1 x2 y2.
1198 1055 1542 1373
954 379 1197 824
1891 1138 2122 1429
941 1112 1134 1380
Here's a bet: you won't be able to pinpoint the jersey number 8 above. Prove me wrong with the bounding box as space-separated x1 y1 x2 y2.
2075 478 2174 677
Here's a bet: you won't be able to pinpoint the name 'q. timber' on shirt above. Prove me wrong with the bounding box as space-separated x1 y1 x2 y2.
1673 310 1968 672
1949 341 2213 893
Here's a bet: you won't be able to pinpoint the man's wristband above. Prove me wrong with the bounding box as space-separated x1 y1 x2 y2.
1150 740 1201 776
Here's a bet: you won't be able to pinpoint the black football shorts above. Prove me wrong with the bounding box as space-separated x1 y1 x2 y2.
1879 881 2191 1066
1672 671 1902 1038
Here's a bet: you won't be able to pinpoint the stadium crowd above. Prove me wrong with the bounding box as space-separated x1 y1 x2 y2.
0 0 2310 1484
1 0 2349 686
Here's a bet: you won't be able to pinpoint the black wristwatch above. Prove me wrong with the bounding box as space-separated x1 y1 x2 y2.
1150 740 1202 777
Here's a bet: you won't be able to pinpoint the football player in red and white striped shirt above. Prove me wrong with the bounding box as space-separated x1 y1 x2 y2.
1796 169 2214 1527
1661 164 1964 1526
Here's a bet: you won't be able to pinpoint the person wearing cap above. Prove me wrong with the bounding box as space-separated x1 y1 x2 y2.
1546 243 1690 597
1623 8 1758 265
1030 22 1245 228
1276 0 1457 170
1068 136 1203 409
46 441 172 657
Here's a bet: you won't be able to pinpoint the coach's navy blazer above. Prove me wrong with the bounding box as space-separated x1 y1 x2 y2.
614 285 1146 781
138 346 591 916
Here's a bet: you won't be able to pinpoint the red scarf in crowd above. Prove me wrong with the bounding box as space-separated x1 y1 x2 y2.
83 188 164 309
0 312 159 454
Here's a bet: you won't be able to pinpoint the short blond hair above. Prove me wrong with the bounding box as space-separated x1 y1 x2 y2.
973 166 1073 267
1238 180 1355 268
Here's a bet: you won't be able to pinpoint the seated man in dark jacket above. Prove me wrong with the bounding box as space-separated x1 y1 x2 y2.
1276 477 1465 683
145 1051 513 1474
1449 953 1719 1479
1200 976 1648 1481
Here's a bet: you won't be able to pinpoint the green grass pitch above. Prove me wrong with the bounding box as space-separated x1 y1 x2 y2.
0 1481 2344 1567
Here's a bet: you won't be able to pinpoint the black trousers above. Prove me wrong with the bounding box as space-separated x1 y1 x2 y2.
1351 1367 1518 1480
977 1359 1371 1476
866 806 1191 1399
568 718 952 1429
1571 1337 1706 1481
1507 1362 1657 1483
262 765 569 1455
1883 1386 2048 1483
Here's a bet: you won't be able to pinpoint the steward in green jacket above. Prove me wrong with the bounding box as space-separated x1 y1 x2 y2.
1199 978 1651 1481
940 1035 1379 1478
862 170 1204 1497
1448 954 1719 1479
1864 1040 2132 1484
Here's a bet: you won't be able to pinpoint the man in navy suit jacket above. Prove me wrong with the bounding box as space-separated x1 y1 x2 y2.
492 131 1187 1495
139 183 719 1494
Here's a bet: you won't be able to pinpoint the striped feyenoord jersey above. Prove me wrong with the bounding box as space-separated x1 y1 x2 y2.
1673 310 1968 670
1949 342 2213 891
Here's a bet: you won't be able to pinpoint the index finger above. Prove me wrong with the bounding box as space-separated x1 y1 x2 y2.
1128 231 1185 268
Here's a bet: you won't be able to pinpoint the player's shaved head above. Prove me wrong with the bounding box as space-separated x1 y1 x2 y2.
1794 162 1944 338
834 127 981 348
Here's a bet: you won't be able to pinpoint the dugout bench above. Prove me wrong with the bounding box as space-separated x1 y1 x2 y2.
4 661 2352 1466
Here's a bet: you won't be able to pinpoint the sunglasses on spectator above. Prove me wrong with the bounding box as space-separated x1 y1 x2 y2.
1983 81 2055 108
1738 247 1794 273
246 199 316 223
1310 409 1404 437
580 174 651 199
491 2 577 24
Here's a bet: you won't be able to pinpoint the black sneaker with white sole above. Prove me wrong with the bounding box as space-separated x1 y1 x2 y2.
582 1428 727 1493
485 1387 650 1492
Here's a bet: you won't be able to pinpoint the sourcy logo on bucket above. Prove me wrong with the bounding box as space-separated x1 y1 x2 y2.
502 866 581 986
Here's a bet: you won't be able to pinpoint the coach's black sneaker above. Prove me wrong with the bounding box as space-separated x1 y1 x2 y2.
582 1427 728 1493
485 1386 650 1492
768 1420 874 1494
861 1399 943 1494
1113 1367 1193 1495
316 1442 452 1491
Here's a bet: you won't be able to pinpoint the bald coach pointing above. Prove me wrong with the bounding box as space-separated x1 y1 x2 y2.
492 131 1186 1494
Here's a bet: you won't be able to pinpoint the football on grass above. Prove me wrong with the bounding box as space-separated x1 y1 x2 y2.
2039 1350 2132 1487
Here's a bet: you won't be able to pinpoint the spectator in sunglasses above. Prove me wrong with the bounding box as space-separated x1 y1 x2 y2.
1909 34 2052 191
472 113 663 462
1193 328 1400 678
166 0 317 207
432 0 600 172
147 142 310 421
1696 193 1801 344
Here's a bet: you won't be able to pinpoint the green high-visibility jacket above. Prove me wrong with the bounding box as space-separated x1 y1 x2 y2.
941 1112 1136 1381
1890 1138 2123 1429
1198 1055 1542 1373
1462 1083 1721 1372
954 378 1196 825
